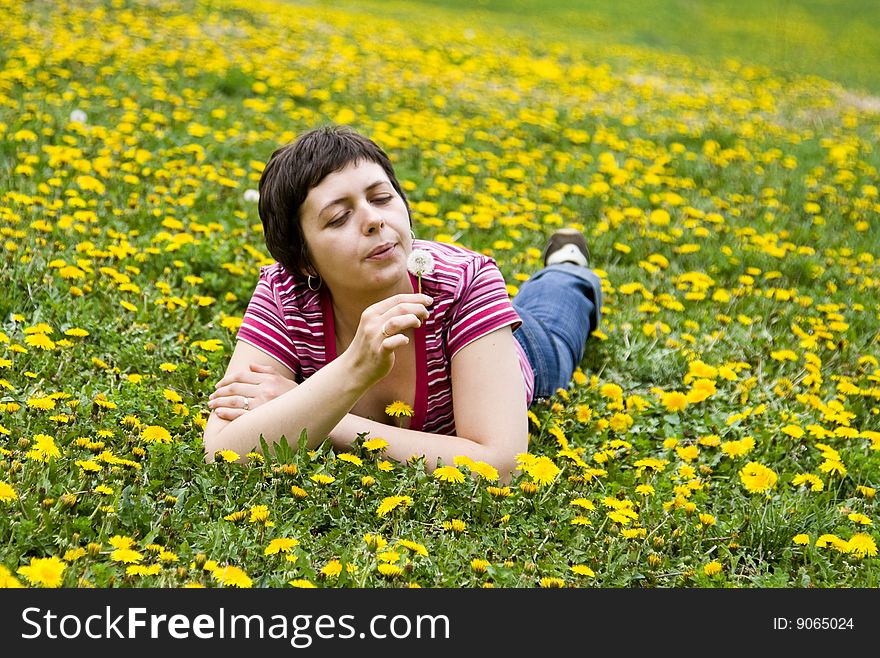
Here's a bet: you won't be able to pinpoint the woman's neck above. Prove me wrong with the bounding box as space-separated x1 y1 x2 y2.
329 275 414 345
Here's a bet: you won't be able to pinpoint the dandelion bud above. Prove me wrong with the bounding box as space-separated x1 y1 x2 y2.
194 552 207 569
87 542 102 557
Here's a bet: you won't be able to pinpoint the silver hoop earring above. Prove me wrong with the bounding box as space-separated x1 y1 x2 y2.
410 229 416 239
307 275 322 291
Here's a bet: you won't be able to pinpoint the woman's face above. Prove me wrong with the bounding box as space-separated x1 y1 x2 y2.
299 159 413 297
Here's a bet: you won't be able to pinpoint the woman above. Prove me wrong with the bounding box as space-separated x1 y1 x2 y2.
203 125 602 480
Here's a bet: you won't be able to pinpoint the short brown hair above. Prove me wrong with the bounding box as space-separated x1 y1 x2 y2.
258 125 411 277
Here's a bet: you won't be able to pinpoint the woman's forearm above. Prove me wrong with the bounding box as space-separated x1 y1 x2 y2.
330 415 523 480
203 352 369 460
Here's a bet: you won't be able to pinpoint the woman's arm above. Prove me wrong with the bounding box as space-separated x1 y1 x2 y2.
329 326 528 479
205 326 528 480
203 292 432 462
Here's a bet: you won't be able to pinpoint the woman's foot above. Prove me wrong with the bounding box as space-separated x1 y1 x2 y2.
543 228 590 267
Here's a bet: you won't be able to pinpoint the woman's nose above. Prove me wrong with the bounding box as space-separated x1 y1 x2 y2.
363 207 384 233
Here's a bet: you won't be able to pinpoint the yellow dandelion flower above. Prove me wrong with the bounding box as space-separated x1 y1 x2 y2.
599 383 623 400
819 459 847 477
264 538 299 555
442 519 467 533
212 565 252 588
781 424 805 439
0 565 24 588
791 473 824 492
337 453 362 466
856 485 875 499
376 495 412 517
608 412 634 433
703 561 723 576
17 556 67 588
847 513 872 526
539 577 565 588
720 436 756 458
468 461 499 482
398 539 428 557
378 563 403 577
846 533 877 558
385 401 413 418
363 533 388 550
524 456 560 486
248 505 270 523
27 396 56 410
362 437 389 451
433 465 466 484
310 474 336 485
519 481 540 494
676 445 700 462
108 535 134 550
0 481 18 503
110 549 144 564
816 534 848 551
141 425 172 443
576 405 593 423
793 534 810 546
470 559 490 573
571 565 595 577
289 579 316 588
660 391 688 412
739 461 778 494
214 449 240 463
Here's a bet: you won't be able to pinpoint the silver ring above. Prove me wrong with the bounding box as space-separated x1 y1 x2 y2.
243 397 250 411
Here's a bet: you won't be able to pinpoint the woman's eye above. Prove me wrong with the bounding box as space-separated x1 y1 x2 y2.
328 213 348 226
373 195 392 204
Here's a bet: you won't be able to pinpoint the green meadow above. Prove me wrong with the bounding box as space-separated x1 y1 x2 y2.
0 0 877 588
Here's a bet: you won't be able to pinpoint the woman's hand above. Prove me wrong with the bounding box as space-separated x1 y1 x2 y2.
208 363 296 420
344 293 433 386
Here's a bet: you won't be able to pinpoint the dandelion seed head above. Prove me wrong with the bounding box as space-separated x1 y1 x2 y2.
406 249 435 277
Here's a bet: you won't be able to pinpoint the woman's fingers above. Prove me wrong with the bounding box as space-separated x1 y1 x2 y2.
249 363 279 373
208 393 249 412
381 312 424 337
212 405 246 421
214 369 263 389
367 293 433 317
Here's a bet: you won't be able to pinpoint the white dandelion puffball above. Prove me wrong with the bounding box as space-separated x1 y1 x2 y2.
407 248 435 277
69 109 88 124
243 189 260 203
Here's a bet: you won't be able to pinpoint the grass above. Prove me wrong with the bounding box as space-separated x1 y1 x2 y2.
327 0 880 95
0 0 877 588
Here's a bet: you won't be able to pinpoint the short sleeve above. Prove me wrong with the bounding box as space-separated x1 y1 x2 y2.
235 266 300 376
447 255 522 359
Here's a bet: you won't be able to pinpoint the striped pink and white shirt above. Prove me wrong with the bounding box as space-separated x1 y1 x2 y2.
236 239 535 436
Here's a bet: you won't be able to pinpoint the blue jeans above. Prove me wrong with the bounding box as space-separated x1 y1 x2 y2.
512 263 603 400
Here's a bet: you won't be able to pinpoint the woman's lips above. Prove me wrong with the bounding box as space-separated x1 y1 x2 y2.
366 242 395 260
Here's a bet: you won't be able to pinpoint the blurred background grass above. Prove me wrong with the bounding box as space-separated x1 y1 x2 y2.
311 0 880 95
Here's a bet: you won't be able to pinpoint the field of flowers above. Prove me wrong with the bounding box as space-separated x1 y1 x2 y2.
0 0 878 588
